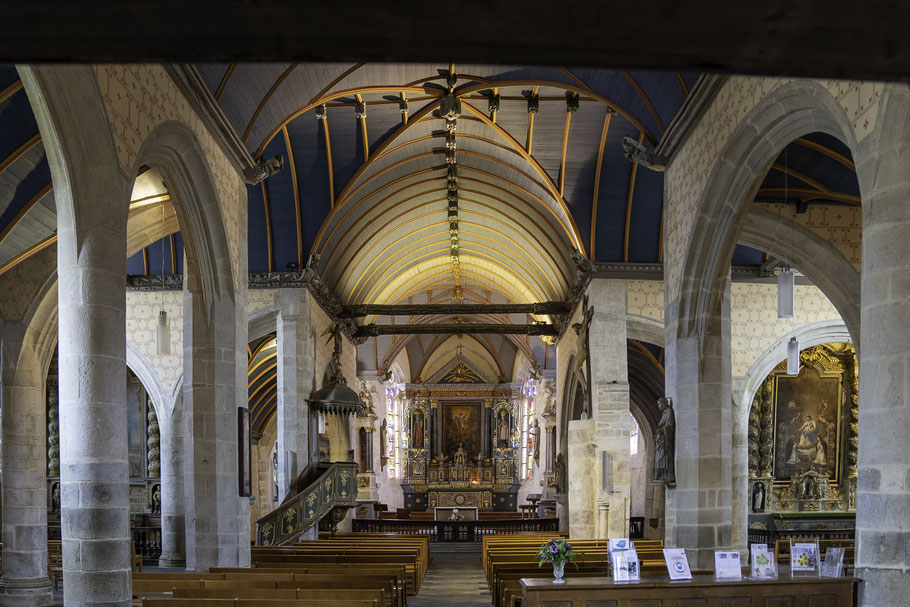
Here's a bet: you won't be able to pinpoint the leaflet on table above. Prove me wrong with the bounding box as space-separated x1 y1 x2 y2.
713 550 742 580
790 540 820 577
611 549 640 582
609 538 633 552
663 548 692 581
750 543 777 580
819 547 845 578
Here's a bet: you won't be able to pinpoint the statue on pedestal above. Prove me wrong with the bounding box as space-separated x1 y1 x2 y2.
653 397 676 485
555 453 567 495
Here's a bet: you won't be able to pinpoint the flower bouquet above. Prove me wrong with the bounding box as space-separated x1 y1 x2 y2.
536 538 580 584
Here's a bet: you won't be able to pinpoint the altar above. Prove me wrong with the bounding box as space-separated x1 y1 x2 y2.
396 374 522 512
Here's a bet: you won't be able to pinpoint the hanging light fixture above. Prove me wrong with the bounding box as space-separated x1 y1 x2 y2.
778 266 795 318
787 337 800 375
156 236 170 356
777 147 795 319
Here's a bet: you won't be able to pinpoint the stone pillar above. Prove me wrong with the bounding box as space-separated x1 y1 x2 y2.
182 283 250 571
853 83 910 607
587 279 632 538
275 289 315 501
158 399 185 568
567 419 596 538
57 181 132 605
0 325 54 606
730 378 750 554
664 274 733 570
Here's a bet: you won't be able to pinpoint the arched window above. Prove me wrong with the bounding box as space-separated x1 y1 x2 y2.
519 376 537 479
629 414 640 457
385 376 405 479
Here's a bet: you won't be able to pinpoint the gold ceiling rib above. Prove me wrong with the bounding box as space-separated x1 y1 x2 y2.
793 137 855 171
558 101 573 196
248 335 277 363
400 92 409 125
454 79 656 145
770 162 834 193
0 133 41 176
169 234 177 274
461 101 586 255
355 93 370 161
309 63 366 106
675 73 689 97
319 106 335 208
248 362 278 400
242 63 298 143
259 180 275 272
254 85 432 160
373 263 540 309
558 68 596 95
214 65 236 101
0 233 56 277
623 132 644 262
414 331 507 381
334 190 572 301
282 126 303 267
142 248 149 275
620 71 665 133
590 111 613 259
0 182 53 248
0 80 24 105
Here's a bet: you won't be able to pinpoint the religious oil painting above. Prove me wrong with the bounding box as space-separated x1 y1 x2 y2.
773 365 841 482
442 402 481 461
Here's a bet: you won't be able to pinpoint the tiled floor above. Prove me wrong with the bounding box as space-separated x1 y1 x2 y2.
409 553 493 607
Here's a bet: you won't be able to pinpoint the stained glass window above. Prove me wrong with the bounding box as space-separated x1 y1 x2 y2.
519 376 537 479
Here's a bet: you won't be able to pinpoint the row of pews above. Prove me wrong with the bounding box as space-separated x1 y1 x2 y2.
132 535 428 607
482 533 666 607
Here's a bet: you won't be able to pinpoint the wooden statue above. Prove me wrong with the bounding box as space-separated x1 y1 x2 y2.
654 397 676 485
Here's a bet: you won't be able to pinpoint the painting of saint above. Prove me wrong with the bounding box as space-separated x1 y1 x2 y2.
773 366 840 481
442 403 481 460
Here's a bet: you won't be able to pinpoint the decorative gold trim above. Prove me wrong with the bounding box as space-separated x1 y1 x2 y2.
214 65 236 100
590 112 612 259
242 64 298 143
0 133 41 176
282 126 303 267
0 233 56 277
622 132 644 262
621 71 665 133
0 182 52 247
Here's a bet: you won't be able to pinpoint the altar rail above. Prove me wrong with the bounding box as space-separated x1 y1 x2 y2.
747 526 854 547
131 526 162 562
352 517 558 542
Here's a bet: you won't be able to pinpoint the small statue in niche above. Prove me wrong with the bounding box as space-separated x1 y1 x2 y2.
653 397 676 485
752 481 765 513
555 453 567 495
50 482 60 513
497 409 511 447
531 420 541 466
150 484 161 514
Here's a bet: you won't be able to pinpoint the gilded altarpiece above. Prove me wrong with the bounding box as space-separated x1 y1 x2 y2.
748 344 857 517
399 361 520 511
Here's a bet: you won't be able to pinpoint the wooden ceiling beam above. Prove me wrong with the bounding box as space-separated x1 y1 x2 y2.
354 323 559 338
339 302 569 317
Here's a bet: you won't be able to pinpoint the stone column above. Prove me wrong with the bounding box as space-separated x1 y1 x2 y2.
275 289 315 501
182 284 250 570
730 377 750 554
157 398 185 568
0 325 54 606
58 184 132 604
567 419 595 538
853 83 910 607
664 274 733 570
587 279 632 538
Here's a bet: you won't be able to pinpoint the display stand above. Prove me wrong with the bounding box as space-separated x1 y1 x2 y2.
713 550 742 580
749 543 777 580
790 538 820 578
820 547 845 578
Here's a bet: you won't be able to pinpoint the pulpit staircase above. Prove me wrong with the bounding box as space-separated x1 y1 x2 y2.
255 461 359 546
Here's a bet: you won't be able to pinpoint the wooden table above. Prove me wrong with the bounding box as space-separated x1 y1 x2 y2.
521 574 859 606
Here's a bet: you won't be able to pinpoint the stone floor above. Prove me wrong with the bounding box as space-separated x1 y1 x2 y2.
409 553 493 607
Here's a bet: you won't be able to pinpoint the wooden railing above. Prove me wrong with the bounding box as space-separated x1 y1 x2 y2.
352 517 559 541
132 526 162 562
256 461 359 546
747 526 854 548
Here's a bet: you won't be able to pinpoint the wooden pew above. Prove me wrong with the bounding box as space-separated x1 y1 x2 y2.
143 599 379 607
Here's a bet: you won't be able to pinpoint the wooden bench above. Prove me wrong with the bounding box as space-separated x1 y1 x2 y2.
143 599 379 607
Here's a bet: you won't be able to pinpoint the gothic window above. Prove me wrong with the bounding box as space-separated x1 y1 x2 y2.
630 414 640 457
519 376 536 479
386 376 405 479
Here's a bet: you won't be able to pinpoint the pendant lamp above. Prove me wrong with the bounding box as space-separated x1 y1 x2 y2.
787 337 800 375
156 237 170 355
778 267 795 318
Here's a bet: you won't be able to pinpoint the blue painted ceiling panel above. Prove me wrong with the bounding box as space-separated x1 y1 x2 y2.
247 182 271 272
